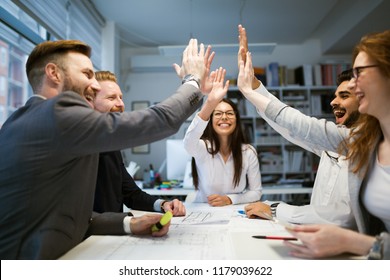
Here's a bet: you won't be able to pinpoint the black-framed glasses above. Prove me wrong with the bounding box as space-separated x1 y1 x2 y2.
213 110 236 119
352 65 378 79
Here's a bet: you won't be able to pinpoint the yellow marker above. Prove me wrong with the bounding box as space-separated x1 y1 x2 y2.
151 211 173 232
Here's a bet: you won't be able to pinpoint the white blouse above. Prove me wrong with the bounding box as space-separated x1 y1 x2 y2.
183 114 262 204
362 153 390 231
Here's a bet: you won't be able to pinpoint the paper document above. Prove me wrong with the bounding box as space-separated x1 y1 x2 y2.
172 210 232 225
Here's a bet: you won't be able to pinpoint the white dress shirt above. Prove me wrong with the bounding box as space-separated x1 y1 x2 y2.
256 84 356 228
277 151 355 227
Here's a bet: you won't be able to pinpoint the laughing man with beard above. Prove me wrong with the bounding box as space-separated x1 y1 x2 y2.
245 69 360 228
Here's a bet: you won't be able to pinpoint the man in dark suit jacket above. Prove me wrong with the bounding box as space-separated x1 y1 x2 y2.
0 38 213 259
93 71 186 216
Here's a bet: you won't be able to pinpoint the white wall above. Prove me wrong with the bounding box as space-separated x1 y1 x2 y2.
121 72 187 179
119 38 352 180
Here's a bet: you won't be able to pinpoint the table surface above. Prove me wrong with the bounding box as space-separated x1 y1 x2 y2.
140 184 313 196
59 203 358 260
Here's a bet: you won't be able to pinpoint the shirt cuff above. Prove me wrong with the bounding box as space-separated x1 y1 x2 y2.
154 199 165 212
123 216 132 234
184 80 200 89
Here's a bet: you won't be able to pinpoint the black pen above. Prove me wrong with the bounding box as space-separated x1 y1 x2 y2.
252 235 297 241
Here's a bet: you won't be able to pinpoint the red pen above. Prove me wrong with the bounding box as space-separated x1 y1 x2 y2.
252 235 297 241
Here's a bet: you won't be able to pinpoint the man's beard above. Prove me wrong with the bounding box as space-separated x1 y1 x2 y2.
62 76 95 102
342 111 360 128
111 108 124 113
62 76 83 96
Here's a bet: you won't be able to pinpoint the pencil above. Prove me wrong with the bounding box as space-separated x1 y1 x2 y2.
252 235 297 241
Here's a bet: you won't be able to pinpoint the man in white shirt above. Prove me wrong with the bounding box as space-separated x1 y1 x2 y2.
246 70 358 228
239 25 359 228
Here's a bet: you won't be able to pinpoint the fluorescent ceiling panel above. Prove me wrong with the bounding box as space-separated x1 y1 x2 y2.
159 43 276 56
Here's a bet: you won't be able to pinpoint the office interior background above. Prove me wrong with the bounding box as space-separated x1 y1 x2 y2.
1 0 389 185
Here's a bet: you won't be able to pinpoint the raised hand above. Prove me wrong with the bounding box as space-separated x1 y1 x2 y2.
237 24 260 89
173 39 215 94
197 67 229 121
208 67 230 103
237 51 255 95
238 24 249 69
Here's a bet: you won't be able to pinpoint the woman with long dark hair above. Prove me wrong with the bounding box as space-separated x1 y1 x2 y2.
184 68 262 206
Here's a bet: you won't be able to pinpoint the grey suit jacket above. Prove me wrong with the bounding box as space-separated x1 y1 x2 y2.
0 84 202 259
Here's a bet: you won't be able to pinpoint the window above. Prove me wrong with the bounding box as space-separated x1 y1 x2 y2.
0 0 38 127
0 0 105 127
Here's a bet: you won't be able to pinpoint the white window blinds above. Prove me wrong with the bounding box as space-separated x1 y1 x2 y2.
12 0 105 68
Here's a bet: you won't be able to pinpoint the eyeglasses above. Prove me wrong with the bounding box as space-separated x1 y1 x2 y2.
351 65 378 79
213 110 236 119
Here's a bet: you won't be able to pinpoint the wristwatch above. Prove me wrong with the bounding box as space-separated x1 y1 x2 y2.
270 203 280 218
182 74 200 88
368 233 384 260
160 200 168 213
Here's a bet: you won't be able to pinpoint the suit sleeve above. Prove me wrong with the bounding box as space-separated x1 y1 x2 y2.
86 211 128 236
54 84 203 154
121 164 157 212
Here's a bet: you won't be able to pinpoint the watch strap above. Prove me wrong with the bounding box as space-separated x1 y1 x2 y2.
270 202 280 218
182 74 200 88
160 200 168 213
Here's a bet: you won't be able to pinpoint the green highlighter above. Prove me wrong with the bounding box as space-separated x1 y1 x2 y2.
151 211 173 232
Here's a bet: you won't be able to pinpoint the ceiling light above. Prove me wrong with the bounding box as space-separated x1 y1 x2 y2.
158 43 276 56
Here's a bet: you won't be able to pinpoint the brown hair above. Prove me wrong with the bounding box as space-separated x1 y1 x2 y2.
191 98 252 188
26 40 91 93
95 70 118 83
344 30 390 175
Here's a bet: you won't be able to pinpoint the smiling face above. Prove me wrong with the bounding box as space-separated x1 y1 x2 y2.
330 80 359 125
348 51 390 119
211 101 236 138
61 52 101 108
93 80 125 113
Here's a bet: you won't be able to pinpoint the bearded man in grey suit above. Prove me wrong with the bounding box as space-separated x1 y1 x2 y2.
0 38 215 259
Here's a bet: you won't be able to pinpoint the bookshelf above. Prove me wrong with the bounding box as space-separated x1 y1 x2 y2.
228 85 336 186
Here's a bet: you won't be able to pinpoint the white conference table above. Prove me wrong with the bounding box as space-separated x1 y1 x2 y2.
60 203 297 260
59 203 359 260
140 184 313 197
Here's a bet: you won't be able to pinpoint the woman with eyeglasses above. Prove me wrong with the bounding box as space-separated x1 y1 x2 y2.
183 68 262 206
238 30 390 259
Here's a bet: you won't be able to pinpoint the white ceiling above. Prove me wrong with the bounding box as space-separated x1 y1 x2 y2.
91 0 390 56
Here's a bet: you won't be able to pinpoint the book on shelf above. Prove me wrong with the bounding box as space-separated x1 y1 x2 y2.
254 66 267 86
310 94 322 115
253 62 350 88
286 68 296 86
321 62 351 86
259 151 283 173
283 149 305 172
278 65 287 86
242 121 254 143
313 64 322 86
311 90 334 115
294 64 313 86
266 62 279 87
